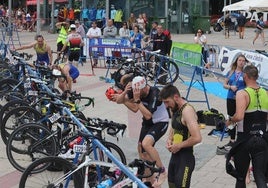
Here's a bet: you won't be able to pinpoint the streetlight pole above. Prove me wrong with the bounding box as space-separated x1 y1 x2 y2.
36 0 41 34
51 0 55 33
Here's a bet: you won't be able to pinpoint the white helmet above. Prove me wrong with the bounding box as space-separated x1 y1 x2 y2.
132 76 146 89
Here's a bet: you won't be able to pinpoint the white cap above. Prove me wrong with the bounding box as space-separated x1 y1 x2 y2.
70 24 76 29
132 76 146 89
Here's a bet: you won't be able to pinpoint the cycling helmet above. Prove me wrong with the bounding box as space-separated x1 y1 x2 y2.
132 76 146 89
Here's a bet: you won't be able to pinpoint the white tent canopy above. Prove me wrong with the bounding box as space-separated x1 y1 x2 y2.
223 0 268 12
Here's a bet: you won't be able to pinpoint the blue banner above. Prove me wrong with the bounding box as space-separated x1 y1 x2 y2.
83 38 132 59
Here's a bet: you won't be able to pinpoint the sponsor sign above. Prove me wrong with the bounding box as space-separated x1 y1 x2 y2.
218 47 268 87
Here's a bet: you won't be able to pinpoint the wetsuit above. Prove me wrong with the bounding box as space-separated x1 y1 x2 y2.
34 42 50 66
227 87 268 188
168 103 195 188
139 87 169 149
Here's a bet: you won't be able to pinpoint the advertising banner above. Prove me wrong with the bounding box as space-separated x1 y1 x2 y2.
218 47 268 87
171 42 202 66
83 38 132 59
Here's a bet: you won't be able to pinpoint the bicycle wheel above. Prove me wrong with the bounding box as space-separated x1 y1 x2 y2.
114 61 136 90
149 55 179 85
19 156 83 188
82 141 127 187
0 99 29 123
157 60 179 85
1 105 42 145
6 123 58 172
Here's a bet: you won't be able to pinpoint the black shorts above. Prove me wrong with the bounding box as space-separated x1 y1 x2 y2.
57 42 69 54
168 150 195 188
227 98 236 116
139 121 168 146
69 50 80 61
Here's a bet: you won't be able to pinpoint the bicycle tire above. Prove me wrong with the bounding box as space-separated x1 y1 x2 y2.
156 59 179 85
6 123 58 172
0 99 29 124
19 156 83 188
81 141 127 187
114 61 136 90
1 105 42 145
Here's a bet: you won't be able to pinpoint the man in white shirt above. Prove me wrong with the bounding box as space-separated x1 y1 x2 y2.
86 21 101 66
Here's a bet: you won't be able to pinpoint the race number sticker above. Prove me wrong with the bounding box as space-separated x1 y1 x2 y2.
49 113 61 123
73 144 87 153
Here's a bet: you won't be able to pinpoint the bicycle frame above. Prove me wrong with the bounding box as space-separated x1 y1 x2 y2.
63 106 147 188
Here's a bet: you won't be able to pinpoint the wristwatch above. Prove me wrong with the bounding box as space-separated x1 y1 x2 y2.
134 100 141 104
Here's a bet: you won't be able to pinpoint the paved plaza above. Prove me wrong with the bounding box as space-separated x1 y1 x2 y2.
0 26 266 187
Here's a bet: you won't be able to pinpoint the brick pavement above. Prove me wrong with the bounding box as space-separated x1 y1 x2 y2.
0 27 264 187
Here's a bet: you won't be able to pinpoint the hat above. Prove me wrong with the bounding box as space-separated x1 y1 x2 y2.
70 24 76 29
75 20 80 24
132 76 146 89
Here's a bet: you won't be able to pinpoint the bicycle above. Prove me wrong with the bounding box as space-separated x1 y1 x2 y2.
19 156 161 188
112 49 179 89
18 105 147 188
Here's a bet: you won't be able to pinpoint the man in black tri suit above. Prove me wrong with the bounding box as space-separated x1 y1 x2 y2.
159 84 202 188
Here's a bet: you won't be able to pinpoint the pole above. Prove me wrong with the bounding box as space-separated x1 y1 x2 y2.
51 0 55 33
165 0 168 29
8 0 11 28
106 0 109 19
37 0 41 35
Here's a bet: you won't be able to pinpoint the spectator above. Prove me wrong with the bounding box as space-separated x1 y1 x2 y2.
152 25 169 56
25 11 31 31
103 19 117 38
142 13 148 34
57 8 65 23
253 15 265 46
75 20 86 62
224 13 232 39
75 20 85 38
194 29 207 64
86 21 102 66
119 21 130 38
237 11 247 39
82 7 89 23
136 14 145 32
205 48 216 70
149 21 158 40
68 8 75 24
127 12 136 30
130 25 143 59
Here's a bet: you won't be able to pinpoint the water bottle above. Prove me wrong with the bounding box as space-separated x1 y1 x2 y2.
97 178 113 188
